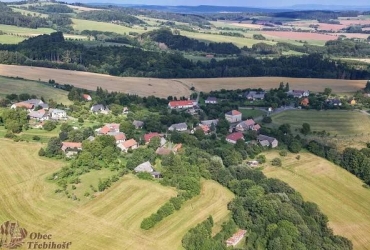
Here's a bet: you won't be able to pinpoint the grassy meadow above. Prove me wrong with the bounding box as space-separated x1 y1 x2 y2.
0 139 234 250
262 151 370 250
271 110 370 136
0 76 71 104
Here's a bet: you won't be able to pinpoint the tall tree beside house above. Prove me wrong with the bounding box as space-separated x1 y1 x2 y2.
2 109 28 133
45 137 62 157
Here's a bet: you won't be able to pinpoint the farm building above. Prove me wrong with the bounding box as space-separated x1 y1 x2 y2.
226 132 244 144
168 100 194 109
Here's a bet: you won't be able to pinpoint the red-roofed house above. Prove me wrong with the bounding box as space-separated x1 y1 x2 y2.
236 119 255 132
225 110 242 123
118 139 138 153
226 132 244 144
144 132 160 143
226 229 247 247
82 94 92 101
61 142 82 153
197 124 210 134
107 132 126 144
168 100 194 109
97 123 120 135
252 124 261 131
11 102 34 110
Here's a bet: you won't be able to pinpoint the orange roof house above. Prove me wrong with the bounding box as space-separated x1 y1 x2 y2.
82 94 92 101
144 132 160 143
168 100 194 109
118 139 138 152
300 98 309 107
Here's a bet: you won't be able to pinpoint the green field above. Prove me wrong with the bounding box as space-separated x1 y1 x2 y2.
272 110 370 136
71 18 151 35
239 108 265 119
0 76 71 104
0 34 25 44
0 24 55 35
180 31 276 48
0 139 234 250
262 151 370 250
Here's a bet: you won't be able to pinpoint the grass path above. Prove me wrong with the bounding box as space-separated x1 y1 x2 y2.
0 139 233 250
262 151 370 250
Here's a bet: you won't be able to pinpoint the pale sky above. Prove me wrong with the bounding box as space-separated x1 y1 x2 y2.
62 0 370 7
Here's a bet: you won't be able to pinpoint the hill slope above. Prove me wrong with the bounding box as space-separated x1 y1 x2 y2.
263 151 370 250
0 139 234 250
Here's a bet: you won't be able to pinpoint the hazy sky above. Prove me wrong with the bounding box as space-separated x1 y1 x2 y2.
65 0 370 7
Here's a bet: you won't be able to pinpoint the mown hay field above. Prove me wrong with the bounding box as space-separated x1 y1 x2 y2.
0 76 71 104
0 65 192 98
0 65 365 98
263 151 370 250
271 110 370 136
180 77 366 93
0 139 234 250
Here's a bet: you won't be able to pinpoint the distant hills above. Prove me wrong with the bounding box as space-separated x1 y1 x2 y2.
79 2 370 13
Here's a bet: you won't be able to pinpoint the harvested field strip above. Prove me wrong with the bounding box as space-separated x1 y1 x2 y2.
0 139 234 249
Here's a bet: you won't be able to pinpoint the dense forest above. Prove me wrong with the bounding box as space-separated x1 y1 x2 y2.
0 2 73 31
27 4 74 14
0 2 49 28
76 10 145 25
144 28 241 54
1 32 370 79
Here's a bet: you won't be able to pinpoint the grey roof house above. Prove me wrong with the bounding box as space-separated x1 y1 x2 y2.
134 161 154 173
257 135 278 148
132 120 144 129
244 91 266 100
168 123 188 132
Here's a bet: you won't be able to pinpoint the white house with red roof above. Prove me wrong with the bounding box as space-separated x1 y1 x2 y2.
97 123 120 135
226 132 244 144
82 94 92 101
225 110 242 123
226 229 247 247
168 100 194 109
118 139 138 153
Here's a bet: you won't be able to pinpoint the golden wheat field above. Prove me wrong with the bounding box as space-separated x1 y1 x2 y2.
0 139 234 250
0 65 365 98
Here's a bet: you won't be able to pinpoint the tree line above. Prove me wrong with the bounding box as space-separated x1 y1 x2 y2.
144 28 241 55
1 32 370 79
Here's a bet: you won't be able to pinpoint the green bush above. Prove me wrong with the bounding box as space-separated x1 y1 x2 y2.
271 158 282 167
279 150 288 157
